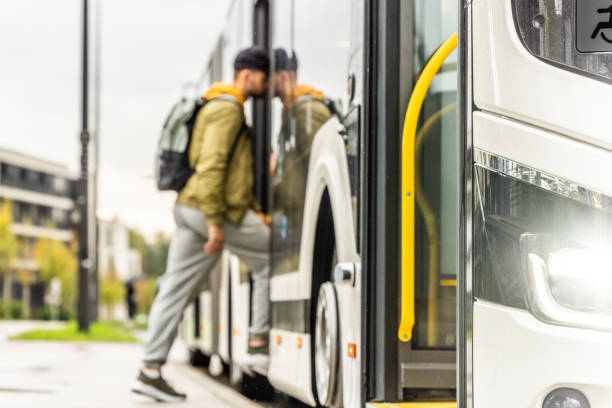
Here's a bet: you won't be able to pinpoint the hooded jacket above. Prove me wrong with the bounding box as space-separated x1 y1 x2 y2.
176 83 257 226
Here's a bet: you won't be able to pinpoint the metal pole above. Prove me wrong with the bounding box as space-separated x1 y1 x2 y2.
252 0 270 213
89 0 101 323
78 0 91 332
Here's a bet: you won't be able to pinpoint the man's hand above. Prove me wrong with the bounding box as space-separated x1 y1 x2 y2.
204 225 225 254
256 212 270 227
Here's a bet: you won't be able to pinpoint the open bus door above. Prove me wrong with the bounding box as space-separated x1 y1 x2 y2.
364 0 460 406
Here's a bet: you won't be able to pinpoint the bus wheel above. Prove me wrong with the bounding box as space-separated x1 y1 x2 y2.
314 282 340 407
240 371 275 401
188 347 210 368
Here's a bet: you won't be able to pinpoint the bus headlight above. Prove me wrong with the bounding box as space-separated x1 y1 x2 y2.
522 234 612 332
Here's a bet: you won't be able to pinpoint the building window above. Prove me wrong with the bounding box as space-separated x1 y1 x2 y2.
6 165 21 184
53 177 68 195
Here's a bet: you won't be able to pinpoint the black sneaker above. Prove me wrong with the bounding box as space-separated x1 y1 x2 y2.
131 370 187 403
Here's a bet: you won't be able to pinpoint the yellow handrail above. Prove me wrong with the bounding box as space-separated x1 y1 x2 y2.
399 32 458 343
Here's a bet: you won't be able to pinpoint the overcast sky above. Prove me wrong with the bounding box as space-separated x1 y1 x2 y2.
0 0 228 239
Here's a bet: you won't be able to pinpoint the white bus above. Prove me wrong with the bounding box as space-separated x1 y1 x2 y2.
179 1 612 407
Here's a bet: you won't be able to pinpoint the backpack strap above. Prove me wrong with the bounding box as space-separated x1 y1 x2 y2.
227 122 247 163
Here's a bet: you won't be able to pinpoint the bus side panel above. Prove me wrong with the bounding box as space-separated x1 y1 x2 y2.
229 255 250 367
269 329 316 406
217 252 231 363
268 119 361 406
473 112 612 198
474 300 612 407
473 0 612 150
197 290 213 355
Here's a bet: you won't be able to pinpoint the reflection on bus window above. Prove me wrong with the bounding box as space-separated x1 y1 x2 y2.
270 0 350 277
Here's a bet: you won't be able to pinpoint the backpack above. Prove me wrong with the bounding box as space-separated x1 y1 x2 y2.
155 95 242 192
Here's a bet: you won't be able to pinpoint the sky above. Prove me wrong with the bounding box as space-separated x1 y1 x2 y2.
0 0 229 239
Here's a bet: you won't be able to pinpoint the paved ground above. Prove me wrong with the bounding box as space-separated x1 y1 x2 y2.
0 321 261 408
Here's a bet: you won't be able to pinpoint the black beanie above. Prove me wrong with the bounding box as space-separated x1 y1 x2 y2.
274 48 289 72
288 51 298 72
234 46 270 76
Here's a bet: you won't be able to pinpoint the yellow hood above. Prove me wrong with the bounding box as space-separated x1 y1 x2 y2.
292 84 326 101
204 83 245 107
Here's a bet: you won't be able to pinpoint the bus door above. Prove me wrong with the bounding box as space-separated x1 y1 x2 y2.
398 0 459 400
365 0 459 405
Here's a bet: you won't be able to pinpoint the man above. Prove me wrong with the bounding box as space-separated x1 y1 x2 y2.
131 46 271 403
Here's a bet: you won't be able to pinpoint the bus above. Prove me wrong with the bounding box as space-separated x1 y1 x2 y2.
179 1 612 407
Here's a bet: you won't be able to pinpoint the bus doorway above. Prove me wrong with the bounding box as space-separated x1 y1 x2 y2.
365 0 459 404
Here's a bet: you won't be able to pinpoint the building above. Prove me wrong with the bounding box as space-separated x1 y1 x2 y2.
0 147 143 320
0 148 77 312
98 216 143 320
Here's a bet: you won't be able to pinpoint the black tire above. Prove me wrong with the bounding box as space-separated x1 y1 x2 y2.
309 191 337 407
240 371 275 401
188 347 210 368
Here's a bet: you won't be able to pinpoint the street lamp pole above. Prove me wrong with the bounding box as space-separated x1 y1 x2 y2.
78 0 91 332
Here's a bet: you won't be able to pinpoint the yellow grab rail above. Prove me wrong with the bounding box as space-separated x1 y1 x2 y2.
399 32 458 343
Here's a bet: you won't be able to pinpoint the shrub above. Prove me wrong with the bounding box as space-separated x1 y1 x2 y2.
135 278 157 316
35 305 73 321
100 269 126 320
0 300 23 319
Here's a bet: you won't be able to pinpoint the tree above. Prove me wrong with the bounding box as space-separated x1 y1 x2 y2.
34 238 78 311
128 228 170 277
0 200 17 308
135 277 157 315
99 263 126 321
16 268 35 319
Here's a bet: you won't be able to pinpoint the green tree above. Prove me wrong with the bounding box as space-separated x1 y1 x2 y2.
0 200 17 309
34 238 78 311
135 277 157 315
99 264 126 321
16 268 35 319
128 229 170 277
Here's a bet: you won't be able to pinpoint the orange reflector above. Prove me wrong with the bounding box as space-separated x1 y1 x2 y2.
348 343 357 359
297 336 303 349
218 325 222 333
199 323 203 330
232 328 239 336
275 335 282 345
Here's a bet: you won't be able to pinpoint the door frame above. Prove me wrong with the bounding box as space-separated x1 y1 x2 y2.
458 0 473 407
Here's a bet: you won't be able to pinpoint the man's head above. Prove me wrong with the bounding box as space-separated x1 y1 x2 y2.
287 51 298 85
233 46 270 98
273 48 300 100
273 48 290 98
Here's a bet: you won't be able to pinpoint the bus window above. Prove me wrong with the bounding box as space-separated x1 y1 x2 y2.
270 0 351 278
412 0 458 350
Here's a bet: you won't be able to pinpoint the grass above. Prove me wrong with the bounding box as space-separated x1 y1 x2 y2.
11 321 138 343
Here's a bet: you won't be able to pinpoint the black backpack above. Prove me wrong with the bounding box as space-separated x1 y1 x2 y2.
154 95 242 192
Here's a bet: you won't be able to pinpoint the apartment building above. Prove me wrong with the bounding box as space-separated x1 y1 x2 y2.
0 148 76 307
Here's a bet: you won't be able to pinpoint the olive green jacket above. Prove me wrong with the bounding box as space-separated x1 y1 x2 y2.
176 94 257 226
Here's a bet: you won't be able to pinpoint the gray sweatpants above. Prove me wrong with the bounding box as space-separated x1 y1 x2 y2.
143 205 270 366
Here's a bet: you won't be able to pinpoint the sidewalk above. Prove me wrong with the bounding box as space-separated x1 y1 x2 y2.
0 321 259 408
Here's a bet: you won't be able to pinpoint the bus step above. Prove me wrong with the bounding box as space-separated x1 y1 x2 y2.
367 402 456 408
